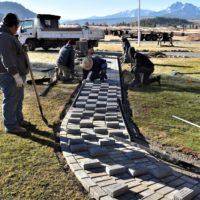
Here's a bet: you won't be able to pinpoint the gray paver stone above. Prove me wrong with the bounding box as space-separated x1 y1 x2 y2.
95 127 108 135
68 138 84 145
106 165 126 176
70 144 87 153
150 165 172 179
105 183 128 198
173 187 195 200
81 159 101 170
99 139 115 146
89 147 107 157
128 166 148 177
106 122 120 129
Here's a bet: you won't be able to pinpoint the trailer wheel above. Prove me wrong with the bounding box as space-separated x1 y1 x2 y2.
145 35 152 41
26 40 36 51
152 35 158 41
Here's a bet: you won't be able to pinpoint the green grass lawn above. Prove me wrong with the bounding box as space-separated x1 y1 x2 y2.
127 58 200 156
0 83 88 200
0 52 87 199
96 41 200 53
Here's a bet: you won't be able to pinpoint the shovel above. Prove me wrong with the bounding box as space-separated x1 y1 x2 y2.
24 49 51 128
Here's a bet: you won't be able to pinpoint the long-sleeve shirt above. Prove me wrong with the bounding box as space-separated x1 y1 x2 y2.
0 25 29 76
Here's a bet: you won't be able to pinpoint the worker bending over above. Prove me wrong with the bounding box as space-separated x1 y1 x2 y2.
129 47 161 87
82 49 108 81
122 37 131 63
0 13 29 133
57 40 75 81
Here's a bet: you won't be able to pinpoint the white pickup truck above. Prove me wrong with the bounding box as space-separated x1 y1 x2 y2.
18 14 105 51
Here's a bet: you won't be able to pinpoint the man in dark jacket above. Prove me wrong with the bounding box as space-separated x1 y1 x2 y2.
57 40 75 81
0 13 29 133
129 47 160 86
82 49 107 81
122 37 131 63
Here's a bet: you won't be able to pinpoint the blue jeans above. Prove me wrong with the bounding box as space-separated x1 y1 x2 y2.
0 73 25 130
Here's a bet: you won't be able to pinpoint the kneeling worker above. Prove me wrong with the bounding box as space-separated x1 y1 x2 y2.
82 49 108 81
0 13 29 133
57 40 75 81
129 47 161 86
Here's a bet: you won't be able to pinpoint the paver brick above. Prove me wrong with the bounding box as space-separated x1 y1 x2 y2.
125 151 146 159
89 147 107 157
156 186 174 196
128 166 148 177
81 159 101 170
105 183 128 198
150 165 172 179
106 165 126 176
90 186 107 200
99 138 115 146
106 122 120 129
68 118 81 124
173 187 195 200
80 119 94 128
108 130 124 138
67 127 81 135
81 133 96 140
68 138 84 145
70 144 87 153
81 177 97 191
95 127 108 135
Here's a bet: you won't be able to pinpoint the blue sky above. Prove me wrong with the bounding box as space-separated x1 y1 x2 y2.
1 0 200 19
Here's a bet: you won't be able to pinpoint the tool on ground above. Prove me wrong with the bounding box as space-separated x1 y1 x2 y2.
171 71 200 76
172 115 200 129
24 49 51 127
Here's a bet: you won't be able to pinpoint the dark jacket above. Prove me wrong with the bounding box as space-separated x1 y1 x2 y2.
57 45 75 69
82 56 106 80
122 39 131 54
0 25 29 76
134 53 154 69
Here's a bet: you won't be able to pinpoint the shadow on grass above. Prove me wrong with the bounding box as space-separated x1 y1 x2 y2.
155 64 193 68
7 123 56 149
130 75 200 95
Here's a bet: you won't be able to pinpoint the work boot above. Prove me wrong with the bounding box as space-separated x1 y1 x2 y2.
5 126 27 134
19 120 31 127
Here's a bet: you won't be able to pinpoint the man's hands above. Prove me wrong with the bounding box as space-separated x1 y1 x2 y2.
13 73 24 88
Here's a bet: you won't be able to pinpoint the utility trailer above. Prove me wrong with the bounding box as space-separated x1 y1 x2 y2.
18 14 105 51
105 29 172 41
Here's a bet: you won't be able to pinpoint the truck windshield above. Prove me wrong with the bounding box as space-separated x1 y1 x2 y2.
21 21 33 32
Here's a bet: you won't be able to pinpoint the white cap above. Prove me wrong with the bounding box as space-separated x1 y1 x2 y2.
82 56 93 71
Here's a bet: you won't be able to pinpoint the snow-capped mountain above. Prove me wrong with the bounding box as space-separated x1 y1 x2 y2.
155 2 200 19
65 2 200 25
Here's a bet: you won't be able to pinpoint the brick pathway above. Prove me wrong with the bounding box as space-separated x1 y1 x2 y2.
60 56 200 200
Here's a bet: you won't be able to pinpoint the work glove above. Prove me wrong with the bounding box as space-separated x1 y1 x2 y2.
13 73 24 88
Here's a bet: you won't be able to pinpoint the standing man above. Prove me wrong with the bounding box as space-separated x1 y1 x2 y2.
129 47 161 87
0 13 29 133
57 40 75 81
122 37 131 63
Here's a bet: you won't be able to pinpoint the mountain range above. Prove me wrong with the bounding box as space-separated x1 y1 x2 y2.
0 1 36 20
65 2 200 25
0 1 199 25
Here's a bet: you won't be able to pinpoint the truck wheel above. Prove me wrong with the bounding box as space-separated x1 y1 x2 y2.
145 35 151 41
27 40 36 51
152 35 158 41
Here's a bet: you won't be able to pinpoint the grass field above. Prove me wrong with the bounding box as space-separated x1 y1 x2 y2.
127 58 200 156
97 36 200 53
0 52 87 199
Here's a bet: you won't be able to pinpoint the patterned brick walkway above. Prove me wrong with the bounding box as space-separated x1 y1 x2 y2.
60 56 200 200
